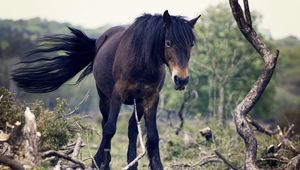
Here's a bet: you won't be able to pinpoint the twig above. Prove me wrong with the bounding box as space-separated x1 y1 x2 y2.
0 156 25 170
246 116 278 136
41 150 85 169
86 130 100 170
276 124 299 154
284 153 300 170
192 154 222 167
214 150 237 170
0 95 3 102
257 157 289 164
66 90 90 116
122 99 146 170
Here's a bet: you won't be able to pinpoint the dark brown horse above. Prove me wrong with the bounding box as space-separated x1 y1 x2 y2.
12 10 200 170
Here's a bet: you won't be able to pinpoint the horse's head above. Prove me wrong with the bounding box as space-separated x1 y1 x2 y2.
162 10 200 90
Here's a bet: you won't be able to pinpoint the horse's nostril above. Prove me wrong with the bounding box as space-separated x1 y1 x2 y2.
174 75 179 83
174 75 189 86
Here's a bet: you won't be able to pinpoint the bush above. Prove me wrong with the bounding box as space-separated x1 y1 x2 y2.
0 87 24 131
0 87 81 151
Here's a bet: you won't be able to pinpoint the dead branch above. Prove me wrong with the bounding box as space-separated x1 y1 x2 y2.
68 136 83 168
41 150 85 169
0 95 3 102
214 150 237 170
66 90 90 116
122 99 146 170
246 116 278 136
257 157 289 164
276 125 299 155
86 130 100 170
0 156 25 170
192 154 222 167
228 0 279 169
284 153 300 170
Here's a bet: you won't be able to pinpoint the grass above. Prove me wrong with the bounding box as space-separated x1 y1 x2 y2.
60 112 298 170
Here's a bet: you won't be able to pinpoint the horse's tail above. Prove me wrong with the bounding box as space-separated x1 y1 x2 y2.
12 27 98 93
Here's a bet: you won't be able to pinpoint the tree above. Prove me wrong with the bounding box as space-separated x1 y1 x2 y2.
162 3 276 123
228 0 279 168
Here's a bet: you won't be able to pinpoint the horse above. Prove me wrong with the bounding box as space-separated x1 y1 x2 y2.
12 10 200 170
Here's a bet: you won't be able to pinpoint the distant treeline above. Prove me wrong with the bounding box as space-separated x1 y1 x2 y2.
0 4 300 123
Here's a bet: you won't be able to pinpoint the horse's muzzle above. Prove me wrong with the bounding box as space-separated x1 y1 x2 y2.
174 75 189 90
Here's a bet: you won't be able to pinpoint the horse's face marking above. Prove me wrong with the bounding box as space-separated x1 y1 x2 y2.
164 40 192 90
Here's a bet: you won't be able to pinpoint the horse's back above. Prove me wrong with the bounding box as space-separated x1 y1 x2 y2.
93 26 127 98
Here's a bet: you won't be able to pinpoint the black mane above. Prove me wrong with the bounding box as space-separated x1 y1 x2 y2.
128 13 195 69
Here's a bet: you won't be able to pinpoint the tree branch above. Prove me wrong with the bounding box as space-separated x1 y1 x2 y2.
214 150 238 170
246 116 278 136
0 156 25 170
284 153 300 170
228 0 279 169
41 150 85 169
243 0 252 29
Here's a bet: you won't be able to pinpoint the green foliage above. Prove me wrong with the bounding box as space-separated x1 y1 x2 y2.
0 87 81 151
33 98 76 151
0 87 24 130
162 3 276 120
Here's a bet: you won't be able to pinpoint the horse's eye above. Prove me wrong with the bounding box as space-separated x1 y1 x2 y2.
165 40 172 47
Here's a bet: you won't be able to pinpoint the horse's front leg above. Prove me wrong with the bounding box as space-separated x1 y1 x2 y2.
143 93 163 170
127 103 144 170
93 89 122 170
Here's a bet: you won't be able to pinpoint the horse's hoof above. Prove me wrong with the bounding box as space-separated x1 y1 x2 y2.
149 163 164 170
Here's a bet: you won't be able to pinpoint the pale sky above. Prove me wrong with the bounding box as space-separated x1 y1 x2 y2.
0 0 299 39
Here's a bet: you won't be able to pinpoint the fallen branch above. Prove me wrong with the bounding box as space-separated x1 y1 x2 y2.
276 125 299 154
41 150 85 169
214 150 237 170
284 153 300 170
257 157 289 164
122 99 146 170
68 136 83 168
229 0 279 169
192 154 222 167
0 156 25 170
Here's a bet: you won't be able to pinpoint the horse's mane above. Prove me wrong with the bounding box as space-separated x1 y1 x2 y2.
127 13 195 69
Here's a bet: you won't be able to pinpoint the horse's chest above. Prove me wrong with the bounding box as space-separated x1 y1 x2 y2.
116 82 157 105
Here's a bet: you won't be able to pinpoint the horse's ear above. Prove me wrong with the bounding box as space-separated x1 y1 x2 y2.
163 10 171 27
189 14 201 28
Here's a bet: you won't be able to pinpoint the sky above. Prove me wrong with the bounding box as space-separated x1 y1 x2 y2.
0 0 299 39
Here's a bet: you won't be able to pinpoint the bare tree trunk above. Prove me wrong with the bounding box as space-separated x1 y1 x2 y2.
17 107 40 168
228 0 279 169
208 78 214 117
217 83 225 124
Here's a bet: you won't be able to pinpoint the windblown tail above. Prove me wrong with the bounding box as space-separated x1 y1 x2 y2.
12 27 96 93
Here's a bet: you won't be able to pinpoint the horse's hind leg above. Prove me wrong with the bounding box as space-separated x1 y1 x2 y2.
93 89 111 169
94 89 122 170
127 103 143 170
